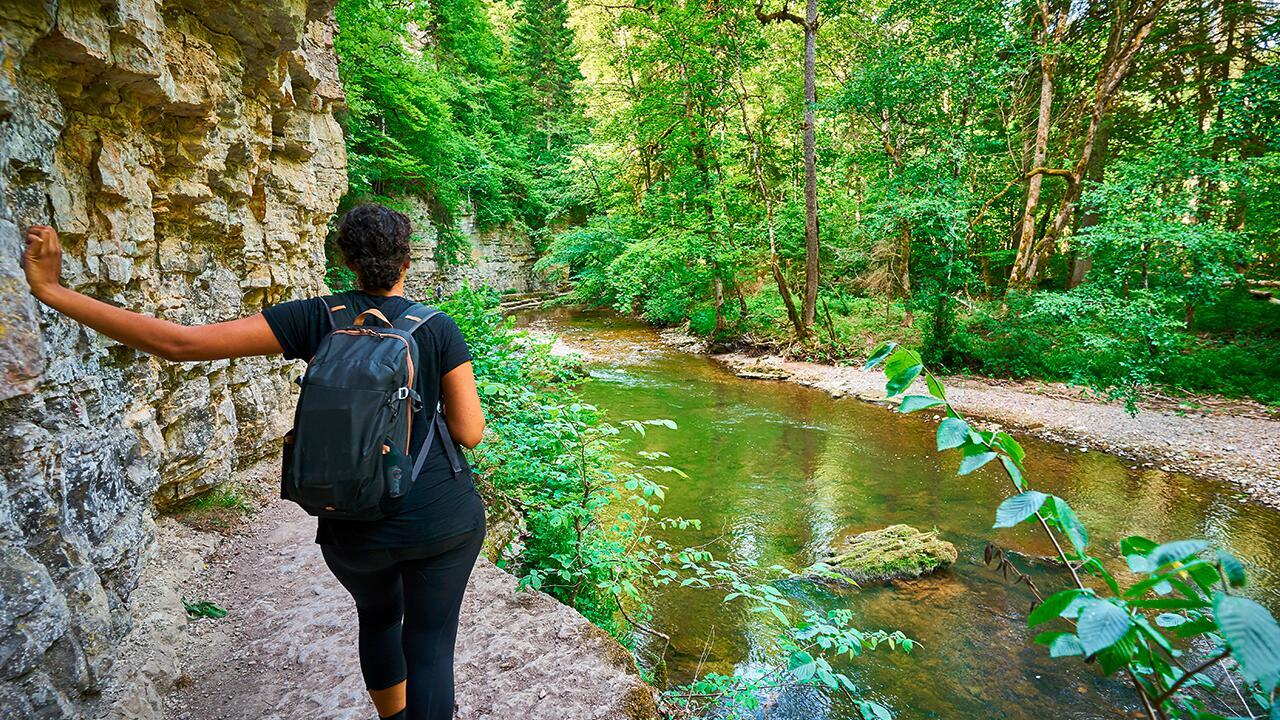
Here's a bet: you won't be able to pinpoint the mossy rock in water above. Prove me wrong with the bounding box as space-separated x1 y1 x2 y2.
815 524 958 583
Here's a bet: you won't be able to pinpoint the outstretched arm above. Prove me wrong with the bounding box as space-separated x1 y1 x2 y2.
24 225 283 361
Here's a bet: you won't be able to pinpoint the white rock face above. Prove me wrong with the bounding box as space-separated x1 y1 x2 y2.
0 1 346 716
397 194 561 297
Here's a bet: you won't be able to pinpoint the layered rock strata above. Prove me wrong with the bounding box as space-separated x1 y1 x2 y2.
0 1 346 715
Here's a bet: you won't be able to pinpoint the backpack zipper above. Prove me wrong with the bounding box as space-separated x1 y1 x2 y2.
332 328 416 451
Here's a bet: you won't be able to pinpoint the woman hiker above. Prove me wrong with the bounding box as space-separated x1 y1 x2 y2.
22 203 487 720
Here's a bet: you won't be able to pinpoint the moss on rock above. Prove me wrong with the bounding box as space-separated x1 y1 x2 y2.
816 524 958 583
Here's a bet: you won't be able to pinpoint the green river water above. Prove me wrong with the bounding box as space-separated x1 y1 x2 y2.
522 307 1280 720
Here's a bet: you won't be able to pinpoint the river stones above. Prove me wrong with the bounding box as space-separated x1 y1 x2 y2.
733 357 792 380
814 524 958 583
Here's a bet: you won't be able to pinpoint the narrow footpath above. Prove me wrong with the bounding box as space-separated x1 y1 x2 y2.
160 501 657 720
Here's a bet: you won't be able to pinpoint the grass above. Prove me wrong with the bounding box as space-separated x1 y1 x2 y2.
168 481 268 534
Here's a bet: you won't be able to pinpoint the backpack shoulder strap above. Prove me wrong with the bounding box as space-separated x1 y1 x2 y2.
321 294 358 330
410 409 463 483
393 302 443 335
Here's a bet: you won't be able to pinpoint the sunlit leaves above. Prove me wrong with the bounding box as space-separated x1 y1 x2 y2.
993 491 1047 528
936 417 970 450
1215 593 1280 691
882 348 924 397
1077 601 1133 656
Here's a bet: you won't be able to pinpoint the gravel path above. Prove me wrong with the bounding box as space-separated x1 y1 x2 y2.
716 352 1280 509
162 501 657 720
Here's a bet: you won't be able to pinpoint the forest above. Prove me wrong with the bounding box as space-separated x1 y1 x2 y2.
327 1 1280 718
334 0 1279 407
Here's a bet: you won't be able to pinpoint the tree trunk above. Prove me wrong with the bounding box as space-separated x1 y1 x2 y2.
735 27 806 340
1067 118 1108 289
899 221 913 326
800 0 820 330
713 274 726 334
1026 0 1168 280
1009 2 1062 288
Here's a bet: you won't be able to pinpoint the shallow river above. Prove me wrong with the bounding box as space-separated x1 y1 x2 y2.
521 307 1280 720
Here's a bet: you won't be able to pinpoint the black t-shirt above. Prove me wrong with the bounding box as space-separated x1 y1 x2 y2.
263 290 485 548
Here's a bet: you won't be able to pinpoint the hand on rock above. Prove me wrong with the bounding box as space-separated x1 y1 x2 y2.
23 224 63 298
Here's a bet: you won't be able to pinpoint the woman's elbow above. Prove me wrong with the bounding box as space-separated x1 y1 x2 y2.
456 419 485 449
150 325 202 362
460 429 485 449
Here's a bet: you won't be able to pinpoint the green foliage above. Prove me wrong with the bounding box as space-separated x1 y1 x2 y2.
334 0 586 253
444 288 906 712
870 342 1280 719
182 598 228 620
526 0 1277 404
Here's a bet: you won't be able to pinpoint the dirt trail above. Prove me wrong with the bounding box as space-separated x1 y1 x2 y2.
715 352 1280 508
162 501 656 720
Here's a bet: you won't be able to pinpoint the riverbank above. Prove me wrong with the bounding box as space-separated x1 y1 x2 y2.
109 494 658 720
534 318 1280 509
715 352 1280 508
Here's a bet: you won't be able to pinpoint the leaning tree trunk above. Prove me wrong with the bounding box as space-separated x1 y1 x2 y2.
1009 2 1063 288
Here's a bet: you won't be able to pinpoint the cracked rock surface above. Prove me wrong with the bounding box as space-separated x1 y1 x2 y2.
0 1 346 715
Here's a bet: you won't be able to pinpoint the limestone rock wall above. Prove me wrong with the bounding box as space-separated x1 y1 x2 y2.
0 1 345 716
397 195 559 298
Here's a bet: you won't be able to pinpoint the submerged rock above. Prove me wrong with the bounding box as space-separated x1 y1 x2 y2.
816 525 958 583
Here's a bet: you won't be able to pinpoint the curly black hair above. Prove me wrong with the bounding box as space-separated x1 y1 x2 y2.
335 204 412 291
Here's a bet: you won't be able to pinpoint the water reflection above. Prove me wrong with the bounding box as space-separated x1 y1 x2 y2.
522 308 1280 720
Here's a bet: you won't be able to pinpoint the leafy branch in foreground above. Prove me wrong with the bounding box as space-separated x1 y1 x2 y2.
866 341 1280 720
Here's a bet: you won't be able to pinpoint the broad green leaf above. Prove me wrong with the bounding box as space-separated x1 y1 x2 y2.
883 347 922 378
959 449 998 476
860 701 892 720
1120 535 1158 556
994 491 1048 528
925 374 946 400
789 651 818 682
1028 589 1089 627
1126 554 1154 574
1149 539 1209 569
1046 496 1088 553
936 418 970 451
993 432 1025 467
863 342 897 371
899 395 945 414
1214 593 1280 690
885 364 923 397
1049 633 1084 657
1077 602 1132 656
1217 550 1247 587
1000 456 1025 490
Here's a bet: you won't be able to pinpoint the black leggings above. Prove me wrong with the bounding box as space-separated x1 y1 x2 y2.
321 527 485 720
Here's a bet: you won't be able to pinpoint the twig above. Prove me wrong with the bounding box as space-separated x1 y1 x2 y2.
1153 650 1230 706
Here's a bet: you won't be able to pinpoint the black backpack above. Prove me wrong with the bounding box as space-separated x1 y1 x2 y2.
281 296 462 520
